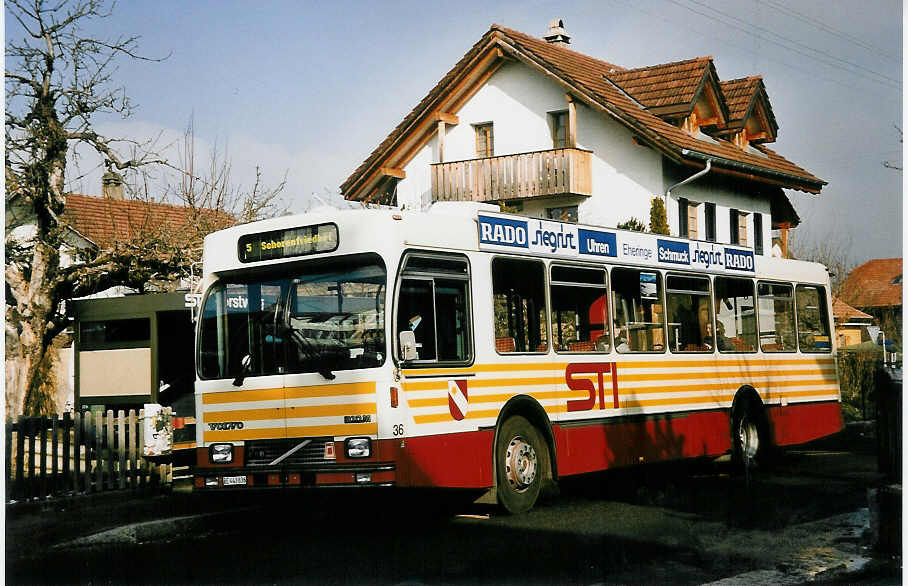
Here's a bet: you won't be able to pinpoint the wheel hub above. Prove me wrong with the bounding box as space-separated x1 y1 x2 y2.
505 436 537 492
737 414 759 460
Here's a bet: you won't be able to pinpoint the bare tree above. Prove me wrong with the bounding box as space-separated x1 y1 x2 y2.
167 116 288 229
788 231 853 299
4 0 177 415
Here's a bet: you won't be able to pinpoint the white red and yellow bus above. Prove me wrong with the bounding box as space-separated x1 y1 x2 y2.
191 202 842 513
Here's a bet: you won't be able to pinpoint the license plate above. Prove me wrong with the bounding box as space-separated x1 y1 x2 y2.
222 475 247 486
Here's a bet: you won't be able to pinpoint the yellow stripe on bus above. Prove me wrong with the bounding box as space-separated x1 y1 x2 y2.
202 382 376 405
204 402 377 422
402 357 835 378
202 388 284 405
203 421 378 442
285 382 376 399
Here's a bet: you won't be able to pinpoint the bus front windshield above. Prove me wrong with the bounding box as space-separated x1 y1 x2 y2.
198 255 386 380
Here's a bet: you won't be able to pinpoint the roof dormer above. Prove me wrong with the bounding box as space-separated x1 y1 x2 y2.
717 76 778 147
606 57 730 135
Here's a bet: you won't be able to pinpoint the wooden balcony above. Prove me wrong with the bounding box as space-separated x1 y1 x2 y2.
431 147 592 203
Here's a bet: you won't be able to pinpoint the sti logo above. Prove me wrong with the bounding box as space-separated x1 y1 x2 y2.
478 215 528 248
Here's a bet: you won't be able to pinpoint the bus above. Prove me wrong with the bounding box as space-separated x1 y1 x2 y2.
190 202 842 513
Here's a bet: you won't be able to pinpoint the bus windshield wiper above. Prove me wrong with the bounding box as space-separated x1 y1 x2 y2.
291 331 337 380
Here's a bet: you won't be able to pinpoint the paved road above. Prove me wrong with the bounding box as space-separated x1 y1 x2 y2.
7 428 898 585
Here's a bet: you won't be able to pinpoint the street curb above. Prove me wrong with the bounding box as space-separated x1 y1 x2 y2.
53 510 225 549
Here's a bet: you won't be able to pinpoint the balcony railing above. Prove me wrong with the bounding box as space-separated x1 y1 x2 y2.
431 147 592 203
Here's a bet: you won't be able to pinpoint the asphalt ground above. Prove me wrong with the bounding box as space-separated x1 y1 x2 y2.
5 423 902 585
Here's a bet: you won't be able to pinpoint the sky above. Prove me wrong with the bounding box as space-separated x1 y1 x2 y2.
8 0 903 267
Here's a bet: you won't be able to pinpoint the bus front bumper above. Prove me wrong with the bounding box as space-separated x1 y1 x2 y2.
193 463 396 490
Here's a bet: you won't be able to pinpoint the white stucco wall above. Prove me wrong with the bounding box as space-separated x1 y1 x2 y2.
395 58 773 255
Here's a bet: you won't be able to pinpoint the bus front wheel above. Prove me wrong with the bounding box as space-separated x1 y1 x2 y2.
731 400 766 473
495 415 548 514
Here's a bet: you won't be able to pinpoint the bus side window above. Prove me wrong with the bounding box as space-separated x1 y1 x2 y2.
611 268 665 353
492 258 548 353
666 275 712 353
396 253 471 364
550 265 610 353
714 277 757 353
757 282 797 352
796 285 831 353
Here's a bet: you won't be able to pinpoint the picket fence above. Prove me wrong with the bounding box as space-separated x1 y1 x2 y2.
6 409 173 503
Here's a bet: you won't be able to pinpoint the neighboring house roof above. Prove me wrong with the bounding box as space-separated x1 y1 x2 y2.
832 298 874 324
342 24 826 200
62 194 234 250
839 258 904 309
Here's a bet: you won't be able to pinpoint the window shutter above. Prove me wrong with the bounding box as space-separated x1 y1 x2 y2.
729 209 739 244
705 203 716 242
678 198 688 237
738 212 748 247
687 203 699 240
753 213 763 254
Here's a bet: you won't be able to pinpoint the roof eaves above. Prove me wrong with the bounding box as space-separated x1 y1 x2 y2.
680 147 827 191
341 29 501 197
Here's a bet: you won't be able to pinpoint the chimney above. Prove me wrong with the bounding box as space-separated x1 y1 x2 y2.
544 18 571 47
101 169 124 200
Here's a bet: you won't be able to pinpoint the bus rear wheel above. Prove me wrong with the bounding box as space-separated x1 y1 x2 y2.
495 415 548 514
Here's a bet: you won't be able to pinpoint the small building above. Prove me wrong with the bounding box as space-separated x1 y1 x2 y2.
72 292 195 414
839 258 903 346
342 20 822 258
832 298 874 348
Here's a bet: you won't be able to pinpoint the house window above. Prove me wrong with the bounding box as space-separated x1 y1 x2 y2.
547 206 578 223
730 209 747 245
753 213 764 255
474 123 494 158
705 202 716 242
550 111 568 149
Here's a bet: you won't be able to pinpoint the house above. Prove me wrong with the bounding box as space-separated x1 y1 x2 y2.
832 298 875 348
5 171 232 414
839 258 903 345
341 21 821 257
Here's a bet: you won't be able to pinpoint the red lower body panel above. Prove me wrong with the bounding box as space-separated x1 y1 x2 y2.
554 411 733 477
766 401 844 446
383 431 494 489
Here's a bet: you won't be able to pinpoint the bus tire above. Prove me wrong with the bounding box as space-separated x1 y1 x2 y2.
495 415 548 514
731 399 765 473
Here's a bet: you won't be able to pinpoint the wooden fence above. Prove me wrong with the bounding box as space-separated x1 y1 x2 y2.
6 409 173 503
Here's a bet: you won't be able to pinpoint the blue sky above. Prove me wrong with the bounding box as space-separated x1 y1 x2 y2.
10 0 902 266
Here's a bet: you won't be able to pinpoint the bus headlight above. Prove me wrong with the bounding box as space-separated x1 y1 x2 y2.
345 437 372 458
209 443 234 464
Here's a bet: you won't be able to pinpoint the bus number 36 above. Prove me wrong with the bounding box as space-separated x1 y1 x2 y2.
392 424 404 436
566 362 619 412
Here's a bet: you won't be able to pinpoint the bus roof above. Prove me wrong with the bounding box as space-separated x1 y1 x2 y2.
202 204 829 285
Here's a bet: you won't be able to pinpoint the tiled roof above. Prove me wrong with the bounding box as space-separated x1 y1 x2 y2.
607 57 712 111
62 194 234 249
721 76 762 121
839 258 904 309
342 24 825 198
832 298 874 323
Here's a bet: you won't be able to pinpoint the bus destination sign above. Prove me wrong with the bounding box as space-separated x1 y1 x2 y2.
238 223 338 263
478 213 754 273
